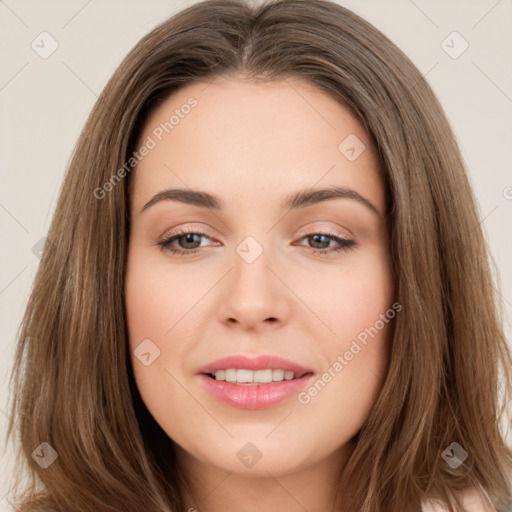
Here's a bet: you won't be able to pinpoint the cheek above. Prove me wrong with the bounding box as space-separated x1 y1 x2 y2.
297 319 393 445
124 250 196 439
296 249 394 429
125 271 169 343
124 249 177 383
301 246 394 341
125 248 193 344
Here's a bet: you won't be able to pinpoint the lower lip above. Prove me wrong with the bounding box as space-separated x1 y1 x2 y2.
199 373 314 409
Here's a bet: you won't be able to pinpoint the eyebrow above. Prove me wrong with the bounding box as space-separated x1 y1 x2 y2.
140 185 381 217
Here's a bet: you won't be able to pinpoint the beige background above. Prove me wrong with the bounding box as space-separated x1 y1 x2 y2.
1 0 511 508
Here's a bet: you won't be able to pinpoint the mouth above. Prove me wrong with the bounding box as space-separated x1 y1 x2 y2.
198 355 314 410
197 355 315 409
199 371 314 409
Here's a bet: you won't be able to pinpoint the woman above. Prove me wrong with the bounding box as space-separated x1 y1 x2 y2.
5 0 512 510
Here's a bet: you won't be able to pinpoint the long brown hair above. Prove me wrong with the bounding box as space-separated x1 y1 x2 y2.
5 0 512 510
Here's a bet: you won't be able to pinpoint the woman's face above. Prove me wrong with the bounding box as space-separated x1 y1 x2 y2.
125 75 395 479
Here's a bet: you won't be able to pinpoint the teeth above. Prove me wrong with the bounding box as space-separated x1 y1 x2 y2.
237 369 253 383
272 369 284 381
213 369 302 384
225 369 237 382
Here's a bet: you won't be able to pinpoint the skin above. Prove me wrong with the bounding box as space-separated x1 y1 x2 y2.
125 75 395 511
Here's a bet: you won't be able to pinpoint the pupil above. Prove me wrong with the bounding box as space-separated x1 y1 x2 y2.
311 234 328 249
182 233 200 248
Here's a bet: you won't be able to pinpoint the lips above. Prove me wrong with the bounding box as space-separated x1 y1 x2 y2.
197 355 315 409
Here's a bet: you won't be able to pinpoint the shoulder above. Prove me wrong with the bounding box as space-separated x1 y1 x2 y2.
422 486 497 512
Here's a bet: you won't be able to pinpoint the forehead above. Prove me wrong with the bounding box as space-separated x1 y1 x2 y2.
130 76 384 215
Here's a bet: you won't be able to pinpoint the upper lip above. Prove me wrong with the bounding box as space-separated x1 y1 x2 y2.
197 355 314 375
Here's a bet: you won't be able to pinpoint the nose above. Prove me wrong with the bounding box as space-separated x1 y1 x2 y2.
217 243 291 332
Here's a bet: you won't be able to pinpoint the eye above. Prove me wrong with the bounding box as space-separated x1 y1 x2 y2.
296 231 356 255
157 227 212 256
156 228 356 257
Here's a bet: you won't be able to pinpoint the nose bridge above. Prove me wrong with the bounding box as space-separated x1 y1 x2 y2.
232 231 277 300
218 230 290 327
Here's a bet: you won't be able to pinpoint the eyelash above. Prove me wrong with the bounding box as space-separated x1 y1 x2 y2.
156 227 356 257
